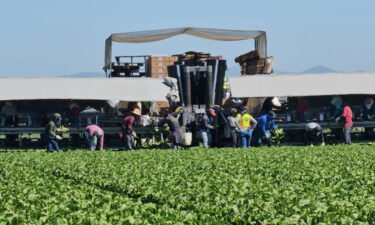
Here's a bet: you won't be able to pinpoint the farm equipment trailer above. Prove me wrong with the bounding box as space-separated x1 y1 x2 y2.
103 27 274 146
0 27 273 149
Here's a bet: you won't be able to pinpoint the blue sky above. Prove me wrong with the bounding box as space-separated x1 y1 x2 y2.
0 0 374 77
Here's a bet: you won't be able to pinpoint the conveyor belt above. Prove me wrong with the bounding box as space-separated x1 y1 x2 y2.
0 126 160 135
277 121 375 130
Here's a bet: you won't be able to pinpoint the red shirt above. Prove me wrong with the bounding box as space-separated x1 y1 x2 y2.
122 115 135 131
341 106 353 127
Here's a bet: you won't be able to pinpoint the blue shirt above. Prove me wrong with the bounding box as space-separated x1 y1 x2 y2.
257 114 276 135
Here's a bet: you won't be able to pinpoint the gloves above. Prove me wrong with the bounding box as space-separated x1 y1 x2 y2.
55 135 63 140
335 117 341 122
131 131 137 138
264 132 271 139
60 126 69 132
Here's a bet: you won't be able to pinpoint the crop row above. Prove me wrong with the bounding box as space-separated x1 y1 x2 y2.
0 153 206 224
2 146 375 224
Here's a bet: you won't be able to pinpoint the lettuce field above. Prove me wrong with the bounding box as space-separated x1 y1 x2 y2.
1 145 375 224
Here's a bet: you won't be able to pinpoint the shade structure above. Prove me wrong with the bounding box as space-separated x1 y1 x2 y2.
104 27 267 70
229 72 375 98
0 77 170 101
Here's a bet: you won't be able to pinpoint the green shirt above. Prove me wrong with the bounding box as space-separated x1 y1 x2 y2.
45 121 57 137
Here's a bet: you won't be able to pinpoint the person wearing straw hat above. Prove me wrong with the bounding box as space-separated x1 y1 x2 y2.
122 108 141 150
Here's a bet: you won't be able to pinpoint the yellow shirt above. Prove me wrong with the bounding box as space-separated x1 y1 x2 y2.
237 113 252 130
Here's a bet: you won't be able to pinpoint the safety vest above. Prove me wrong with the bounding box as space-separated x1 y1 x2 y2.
237 113 252 130
223 78 229 90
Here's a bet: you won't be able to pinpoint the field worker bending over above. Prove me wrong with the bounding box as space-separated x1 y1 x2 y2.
237 108 257 148
253 111 276 147
305 122 325 146
45 113 63 152
84 124 104 150
159 113 184 150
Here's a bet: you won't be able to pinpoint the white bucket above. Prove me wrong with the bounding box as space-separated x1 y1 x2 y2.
183 132 192 146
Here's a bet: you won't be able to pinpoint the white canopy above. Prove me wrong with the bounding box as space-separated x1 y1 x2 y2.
229 72 375 98
104 27 267 69
0 77 170 101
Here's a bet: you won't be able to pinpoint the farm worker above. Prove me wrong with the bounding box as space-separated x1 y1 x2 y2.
213 106 229 147
159 112 184 150
84 124 104 151
199 109 215 148
1 102 18 146
45 113 63 152
252 111 276 147
227 108 241 148
362 97 375 138
329 96 343 119
362 97 375 121
336 102 353 145
237 107 257 148
305 122 325 146
122 108 141 150
1 101 17 127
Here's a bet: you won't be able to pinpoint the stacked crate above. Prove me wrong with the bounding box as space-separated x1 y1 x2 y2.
241 58 267 74
174 51 222 64
147 56 177 114
235 51 273 75
147 56 178 78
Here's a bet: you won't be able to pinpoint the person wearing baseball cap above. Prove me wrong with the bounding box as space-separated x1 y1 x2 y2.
44 113 63 152
237 107 257 148
227 108 241 147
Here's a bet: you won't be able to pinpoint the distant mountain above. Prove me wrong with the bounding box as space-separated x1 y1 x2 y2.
301 66 338 74
60 72 106 78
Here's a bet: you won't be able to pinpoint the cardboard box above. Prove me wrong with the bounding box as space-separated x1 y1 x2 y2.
169 56 178 62
150 61 165 67
150 73 168 78
147 55 178 77
151 67 167 74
